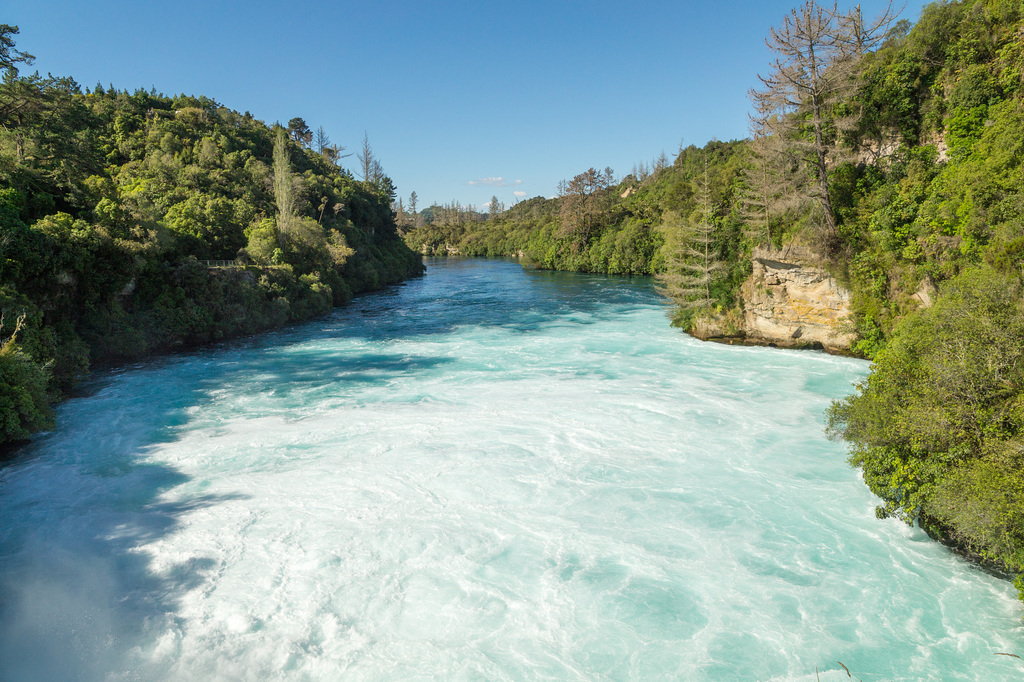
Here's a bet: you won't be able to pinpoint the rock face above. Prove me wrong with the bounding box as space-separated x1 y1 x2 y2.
741 246 856 352
421 243 460 256
693 246 857 354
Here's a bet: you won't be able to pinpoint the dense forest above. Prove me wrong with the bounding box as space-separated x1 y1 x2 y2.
0 25 422 446
403 0 1024 597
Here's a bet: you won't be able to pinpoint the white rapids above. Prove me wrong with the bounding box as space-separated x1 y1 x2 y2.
0 259 1021 681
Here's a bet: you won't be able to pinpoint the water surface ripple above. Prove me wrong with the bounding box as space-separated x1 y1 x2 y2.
1 259 1020 681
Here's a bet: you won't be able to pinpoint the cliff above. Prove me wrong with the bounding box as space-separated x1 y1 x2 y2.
693 246 857 354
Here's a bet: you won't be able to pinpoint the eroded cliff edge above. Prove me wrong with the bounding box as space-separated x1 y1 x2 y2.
692 246 858 355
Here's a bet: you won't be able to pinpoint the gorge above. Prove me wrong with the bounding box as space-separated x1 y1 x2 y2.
0 260 1018 680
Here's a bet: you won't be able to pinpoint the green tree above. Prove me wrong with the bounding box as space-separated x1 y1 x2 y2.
828 265 1024 573
0 314 53 442
287 117 311 147
0 24 33 75
656 161 723 317
272 127 295 247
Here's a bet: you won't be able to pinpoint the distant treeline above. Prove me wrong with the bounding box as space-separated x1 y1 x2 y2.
0 25 422 445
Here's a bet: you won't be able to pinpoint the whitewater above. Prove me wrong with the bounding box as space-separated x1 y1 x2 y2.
0 258 1020 681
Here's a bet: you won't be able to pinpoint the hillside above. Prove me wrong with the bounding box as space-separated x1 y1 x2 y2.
0 28 422 446
402 0 1024 593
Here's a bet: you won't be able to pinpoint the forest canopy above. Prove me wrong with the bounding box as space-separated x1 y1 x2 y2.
0 24 422 445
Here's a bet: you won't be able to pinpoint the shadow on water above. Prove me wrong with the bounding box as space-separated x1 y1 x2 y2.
0 364 257 680
0 258 651 679
0 265 499 679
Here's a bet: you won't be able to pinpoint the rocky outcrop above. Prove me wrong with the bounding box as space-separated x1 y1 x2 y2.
693 246 857 354
420 243 461 256
742 246 856 352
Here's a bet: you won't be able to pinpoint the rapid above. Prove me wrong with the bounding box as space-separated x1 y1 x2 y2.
0 259 1020 681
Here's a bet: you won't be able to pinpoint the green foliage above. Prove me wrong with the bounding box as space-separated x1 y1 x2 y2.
403 140 747 292
401 0 1024 595
829 265 1024 572
0 317 53 442
163 193 249 259
0 36 423 445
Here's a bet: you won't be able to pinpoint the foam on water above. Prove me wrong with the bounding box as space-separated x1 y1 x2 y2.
1 259 1022 681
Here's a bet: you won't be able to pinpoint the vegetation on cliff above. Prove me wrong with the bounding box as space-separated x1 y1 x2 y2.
0 25 422 445
400 0 1024 593
403 0 1024 344
829 266 1024 578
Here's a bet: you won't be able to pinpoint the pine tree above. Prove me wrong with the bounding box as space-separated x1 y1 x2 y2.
738 130 803 249
657 160 723 314
358 131 383 185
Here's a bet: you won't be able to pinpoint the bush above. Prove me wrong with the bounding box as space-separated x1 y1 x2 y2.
0 320 53 442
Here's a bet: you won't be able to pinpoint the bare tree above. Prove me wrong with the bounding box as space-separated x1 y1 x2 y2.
393 197 409 227
750 1 845 241
358 131 384 185
749 1 899 245
738 129 806 248
654 151 669 174
836 1 900 56
314 126 331 154
632 160 651 182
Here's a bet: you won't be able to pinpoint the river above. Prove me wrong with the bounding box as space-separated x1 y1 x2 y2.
0 258 1020 680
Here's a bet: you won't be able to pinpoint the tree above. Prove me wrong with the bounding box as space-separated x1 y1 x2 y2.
836 1 900 57
314 125 331 155
358 131 384 185
738 129 803 248
408 191 422 228
750 1 847 243
827 265 1024 574
287 117 311 147
0 313 53 442
557 166 614 251
488 195 502 218
394 196 407 226
272 128 295 246
0 29 47 164
0 25 33 76
656 160 723 314
654 150 669 174
749 1 898 247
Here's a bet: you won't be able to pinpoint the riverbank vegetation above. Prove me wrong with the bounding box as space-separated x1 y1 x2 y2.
6 0 1024 611
0 25 422 445
402 0 1024 596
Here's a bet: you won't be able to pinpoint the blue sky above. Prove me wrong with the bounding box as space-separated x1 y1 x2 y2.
9 0 929 209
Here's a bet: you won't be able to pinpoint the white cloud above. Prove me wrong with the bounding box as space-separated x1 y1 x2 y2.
468 177 508 187
513 191 527 197
467 177 526 187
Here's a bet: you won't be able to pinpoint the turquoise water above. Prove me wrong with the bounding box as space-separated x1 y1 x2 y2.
0 258 1021 681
